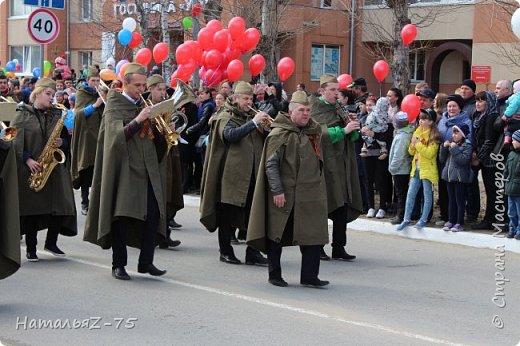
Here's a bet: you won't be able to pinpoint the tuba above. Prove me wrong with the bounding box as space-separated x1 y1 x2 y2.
28 104 67 192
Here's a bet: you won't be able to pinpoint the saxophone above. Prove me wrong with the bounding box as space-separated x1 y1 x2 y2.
28 104 67 192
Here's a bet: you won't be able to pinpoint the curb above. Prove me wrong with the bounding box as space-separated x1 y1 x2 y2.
184 195 520 254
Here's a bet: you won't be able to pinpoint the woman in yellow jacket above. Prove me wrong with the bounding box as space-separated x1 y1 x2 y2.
397 109 441 230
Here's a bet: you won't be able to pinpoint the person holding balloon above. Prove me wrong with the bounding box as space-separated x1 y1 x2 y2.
71 67 105 216
310 74 362 261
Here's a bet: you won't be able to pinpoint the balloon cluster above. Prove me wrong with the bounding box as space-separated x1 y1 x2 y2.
174 17 263 87
2 59 22 78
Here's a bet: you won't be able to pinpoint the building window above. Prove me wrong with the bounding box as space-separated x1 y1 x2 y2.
364 0 468 6
321 0 332 8
79 51 93 67
81 0 93 21
311 45 340 81
409 50 425 81
9 0 36 17
10 45 41 75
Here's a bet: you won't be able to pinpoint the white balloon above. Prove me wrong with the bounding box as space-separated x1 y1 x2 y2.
12 59 19 64
122 17 137 32
511 8 520 40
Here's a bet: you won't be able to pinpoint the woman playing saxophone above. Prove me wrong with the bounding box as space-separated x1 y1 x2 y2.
10 78 77 262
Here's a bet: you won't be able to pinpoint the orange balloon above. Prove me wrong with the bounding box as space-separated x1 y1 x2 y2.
119 62 129 81
100 68 117 81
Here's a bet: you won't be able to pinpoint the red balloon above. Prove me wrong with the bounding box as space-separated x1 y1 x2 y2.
15 64 21 71
241 28 260 53
197 27 214 51
401 94 421 123
277 57 295 82
184 40 203 65
223 47 241 67
228 17 246 40
176 61 197 80
213 29 231 53
337 74 353 89
198 66 206 79
135 48 152 66
206 19 222 34
401 24 417 47
230 32 244 50
153 42 169 64
170 72 178 87
373 60 389 82
204 49 223 69
249 54 265 77
192 3 202 17
205 68 223 86
226 59 244 82
128 32 143 49
176 43 191 65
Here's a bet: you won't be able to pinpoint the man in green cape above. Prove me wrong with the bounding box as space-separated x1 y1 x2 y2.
247 91 330 288
310 74 363 261
84 63 167 280
71 67 105 215
200 81 268 265
0 139 20 279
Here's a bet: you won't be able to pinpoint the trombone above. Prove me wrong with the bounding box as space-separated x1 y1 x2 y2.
96 80 110 104
248 106 274 131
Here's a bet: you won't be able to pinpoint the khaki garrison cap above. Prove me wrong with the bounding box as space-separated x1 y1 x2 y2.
35 78 56 90
290 91 309 105
233 81 253 96
320 74 338 86
124 63 146 76
146 74 165 88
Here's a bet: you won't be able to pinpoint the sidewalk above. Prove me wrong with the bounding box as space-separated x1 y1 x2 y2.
184 195 520 254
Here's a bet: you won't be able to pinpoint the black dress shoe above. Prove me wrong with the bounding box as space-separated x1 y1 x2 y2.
137 264 167 276
331 247 356 261
390 216 402 225
44 244 66 257
245 252 268 266
268 277 288 287
112 267 131 280
159 238 182 249
471 220 493 230
219 253 242 264
169 219 182 228
320 248 330 261
300 278 330 288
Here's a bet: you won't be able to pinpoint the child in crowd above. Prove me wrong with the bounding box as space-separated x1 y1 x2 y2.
439 124 473 232
502 80 520 146
505 129 520 239
388 111 414 224
396 109 440 231
360 97 391 160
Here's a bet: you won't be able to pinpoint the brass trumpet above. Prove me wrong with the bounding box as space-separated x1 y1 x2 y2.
0 121 16 142
248 106 274 131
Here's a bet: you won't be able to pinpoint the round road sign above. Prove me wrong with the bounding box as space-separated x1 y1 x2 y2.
27 9 60 44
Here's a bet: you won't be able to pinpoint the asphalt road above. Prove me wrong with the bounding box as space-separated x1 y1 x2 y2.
1 192 519 346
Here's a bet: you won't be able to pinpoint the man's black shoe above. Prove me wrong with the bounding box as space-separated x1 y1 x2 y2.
26 252 39 262
219 253 241 264
245 253 268 266
300 278 330 288
137 264 167 276
159 238 182 249
390 216 402 225
112 267 131 280
471 220 493 230
268 277 288 287
44 244 66 257
320 248 330 261
230 233 239 245
169 219 182 228
331 247 356 261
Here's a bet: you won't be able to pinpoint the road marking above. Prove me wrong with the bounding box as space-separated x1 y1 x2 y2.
65 256 468 346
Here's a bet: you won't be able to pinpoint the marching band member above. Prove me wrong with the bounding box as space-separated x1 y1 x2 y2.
11 78 77 262
84 63 167 280
71 68 105 215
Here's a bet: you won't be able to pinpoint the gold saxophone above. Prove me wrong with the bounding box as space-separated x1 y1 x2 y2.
28 104 67 192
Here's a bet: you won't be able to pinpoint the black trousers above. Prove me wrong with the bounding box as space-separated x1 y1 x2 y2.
79 166 94 207
328 205 348 248
437 179 449 221
465 166 481 220
267 240 321 282
364 156 392 210
393 174 409 220
24 215 62 253
111 180 159 268
447 181 466 225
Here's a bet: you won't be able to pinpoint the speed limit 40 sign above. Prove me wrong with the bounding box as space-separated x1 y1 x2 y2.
27 9 60 44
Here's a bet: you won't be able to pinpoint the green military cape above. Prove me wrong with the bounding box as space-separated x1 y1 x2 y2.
200 98 264 231
310 96 363 222
83 90 166 249
71 83 103 188
247 113 329 253
0 141 21 279
11 104 77 236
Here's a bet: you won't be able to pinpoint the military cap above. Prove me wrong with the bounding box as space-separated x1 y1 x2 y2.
147 74 165 89
290 91 309 105
124 63 146 76
233 81 253 96
320 74 338 86
35 78 56 90
88 67 99 78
